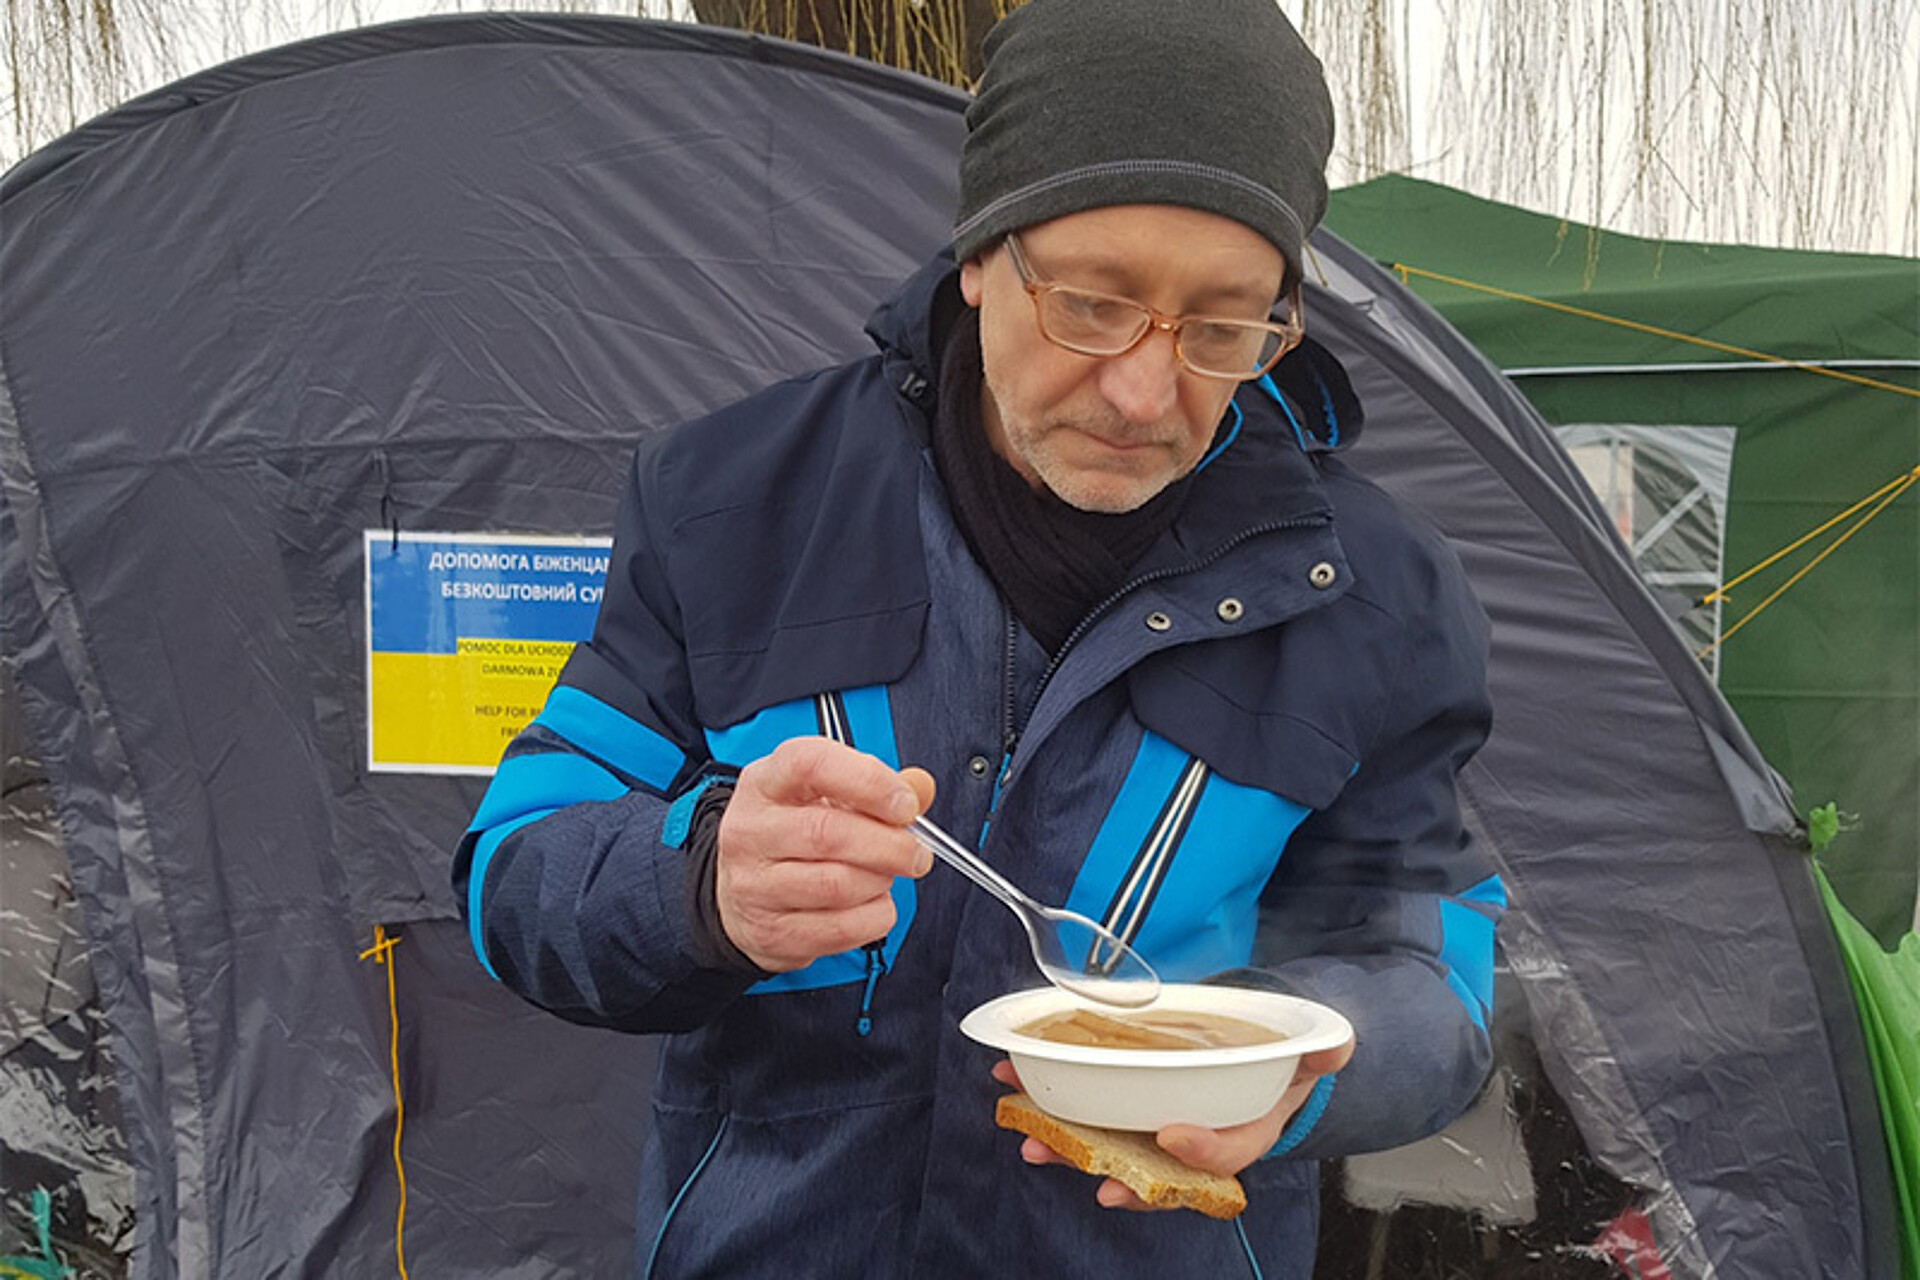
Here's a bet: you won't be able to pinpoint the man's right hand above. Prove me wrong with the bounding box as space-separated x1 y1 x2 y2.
715 737 936 973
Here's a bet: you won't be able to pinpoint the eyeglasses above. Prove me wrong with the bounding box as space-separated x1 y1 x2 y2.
1002 232 1304 382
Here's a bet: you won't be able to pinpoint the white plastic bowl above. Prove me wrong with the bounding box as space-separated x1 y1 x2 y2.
960 983 1353 1132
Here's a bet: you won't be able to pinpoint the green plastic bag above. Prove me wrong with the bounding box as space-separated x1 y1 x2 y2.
1817 863 1920 1278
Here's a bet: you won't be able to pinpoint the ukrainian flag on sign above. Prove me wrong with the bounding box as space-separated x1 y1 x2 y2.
364 531 611 774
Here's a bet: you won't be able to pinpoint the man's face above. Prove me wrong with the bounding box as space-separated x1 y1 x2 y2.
958 204 1287 514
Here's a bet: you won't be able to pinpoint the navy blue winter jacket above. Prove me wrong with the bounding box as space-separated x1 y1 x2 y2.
453 254 1504 1278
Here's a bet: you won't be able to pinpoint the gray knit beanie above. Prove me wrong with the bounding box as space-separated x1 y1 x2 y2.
953 0 1336 293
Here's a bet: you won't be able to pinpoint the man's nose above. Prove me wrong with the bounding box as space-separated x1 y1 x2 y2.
1096 325 1181 424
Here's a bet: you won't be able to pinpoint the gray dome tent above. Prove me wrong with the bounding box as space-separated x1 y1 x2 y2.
0 15 1895 1278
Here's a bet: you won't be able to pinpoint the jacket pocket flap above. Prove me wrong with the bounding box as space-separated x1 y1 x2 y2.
1128 645 1370 811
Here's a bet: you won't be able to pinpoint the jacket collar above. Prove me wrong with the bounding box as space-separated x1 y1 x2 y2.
864 249 963 406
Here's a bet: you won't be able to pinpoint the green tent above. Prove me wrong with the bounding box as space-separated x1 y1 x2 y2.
1325 175 1920 947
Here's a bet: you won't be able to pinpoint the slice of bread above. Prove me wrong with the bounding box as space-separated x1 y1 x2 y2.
994 1091 1247 1219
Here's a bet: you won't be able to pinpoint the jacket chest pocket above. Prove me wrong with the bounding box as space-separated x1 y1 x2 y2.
1060 732 1310 982
706 688 919 1015
1126 625 1376 814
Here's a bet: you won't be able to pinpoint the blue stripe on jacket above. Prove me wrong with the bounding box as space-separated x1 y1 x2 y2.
1438 873 1507 1028
1066 732 1312 982
705 697 820 765
533 685 685 790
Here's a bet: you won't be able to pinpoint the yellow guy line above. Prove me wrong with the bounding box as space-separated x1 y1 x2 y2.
1391 263 1920 401
1702 466 1920 607
1697 465 1920 661
359 925 411 1279
1380 261 1919 660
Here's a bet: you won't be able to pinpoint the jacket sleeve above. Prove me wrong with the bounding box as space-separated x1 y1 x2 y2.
450 441 757 1034
1236 519 1504 1163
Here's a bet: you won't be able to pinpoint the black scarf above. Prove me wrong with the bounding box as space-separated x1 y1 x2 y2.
930 310 1195 653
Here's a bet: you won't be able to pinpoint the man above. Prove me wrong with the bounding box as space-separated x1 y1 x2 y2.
453 0 1504 1275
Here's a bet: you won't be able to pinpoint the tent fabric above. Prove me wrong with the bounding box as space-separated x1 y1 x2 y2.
1817 864 1920 1275
1306 236 1894 1278
0 659 134 1272
1 17 959 1276
1321 174 1918 368
0 16 1896 1278
1323 174 1920 947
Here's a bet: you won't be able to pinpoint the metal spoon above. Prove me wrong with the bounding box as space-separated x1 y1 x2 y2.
910 814 1161 1008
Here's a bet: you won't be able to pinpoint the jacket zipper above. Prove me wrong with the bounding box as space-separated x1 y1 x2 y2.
999 609 1020 762
814 691 898 1038
994 611 1021 817
644 1110 731 1279
855 941 888 1036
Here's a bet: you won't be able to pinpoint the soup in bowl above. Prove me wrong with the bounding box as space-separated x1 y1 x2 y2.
960 983 1353 1131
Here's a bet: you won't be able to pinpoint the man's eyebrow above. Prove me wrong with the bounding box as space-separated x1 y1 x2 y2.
1185 280 1282 311
1040 254 1279 312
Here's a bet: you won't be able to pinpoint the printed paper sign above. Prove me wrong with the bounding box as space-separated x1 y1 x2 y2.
364 531 611 774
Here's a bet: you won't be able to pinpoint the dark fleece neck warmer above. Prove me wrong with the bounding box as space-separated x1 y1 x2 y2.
929 308 1193 654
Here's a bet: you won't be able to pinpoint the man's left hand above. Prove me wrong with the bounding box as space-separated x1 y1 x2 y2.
989 1035 1355 1209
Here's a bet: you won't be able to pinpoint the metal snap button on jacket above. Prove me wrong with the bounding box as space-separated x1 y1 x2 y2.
1145 611 1173 632
1309 562 1337 589
967 755 992 779
1216 597 1245 622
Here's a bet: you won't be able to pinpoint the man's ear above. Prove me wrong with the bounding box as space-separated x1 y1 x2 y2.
958 255 986 307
